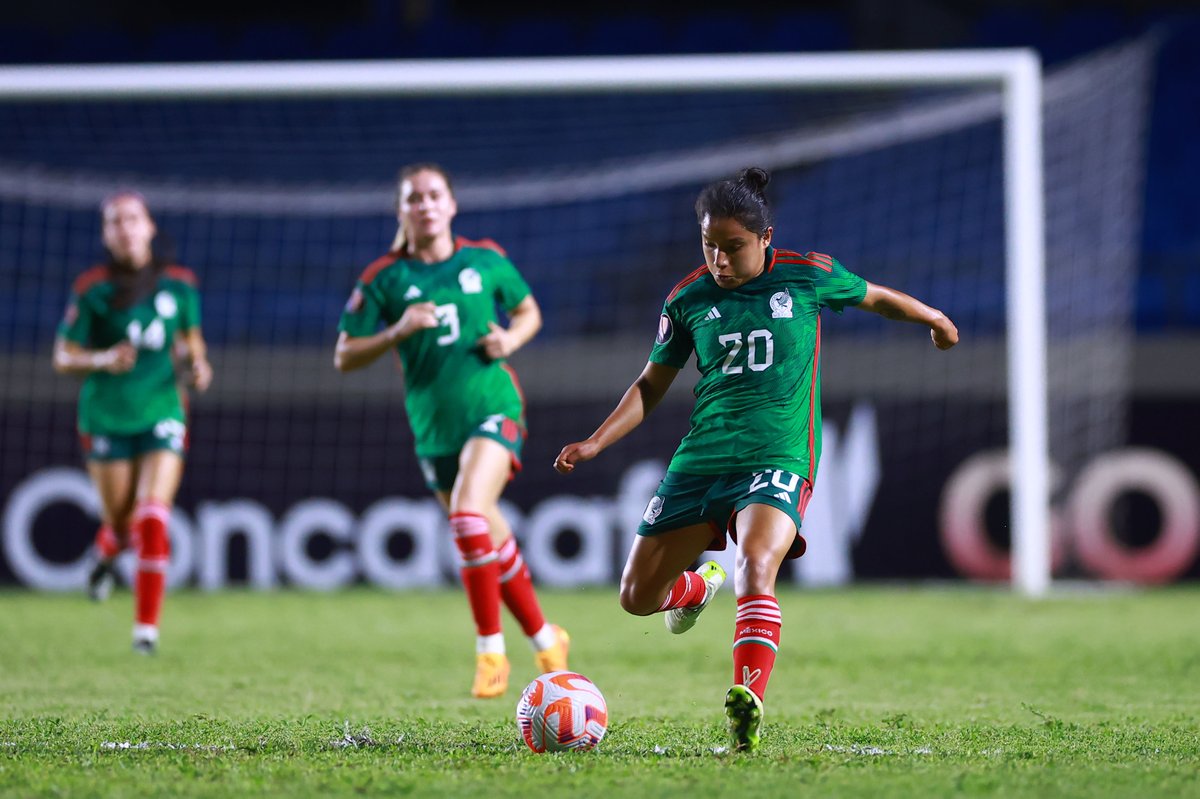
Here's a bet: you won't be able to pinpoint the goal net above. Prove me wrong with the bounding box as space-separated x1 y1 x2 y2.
0 40 1152 592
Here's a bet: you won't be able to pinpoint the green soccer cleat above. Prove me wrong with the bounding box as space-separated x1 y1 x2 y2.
724 684 764 753
665 560 726 635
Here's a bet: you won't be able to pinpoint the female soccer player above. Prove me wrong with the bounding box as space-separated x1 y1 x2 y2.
555 167 958 751
53 191 212 655
334 163 569 699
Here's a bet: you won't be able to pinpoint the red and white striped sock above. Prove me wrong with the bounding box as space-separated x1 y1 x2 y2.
133 501 171 629
656 570 709 613
496 536 548 640
733 594 782 700
94 524 123 560
450 511 503 641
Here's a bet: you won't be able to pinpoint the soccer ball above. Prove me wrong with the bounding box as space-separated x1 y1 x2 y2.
515 671 608 753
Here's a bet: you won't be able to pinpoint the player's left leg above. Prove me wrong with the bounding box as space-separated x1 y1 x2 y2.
724 502 796 752
130 449 184 655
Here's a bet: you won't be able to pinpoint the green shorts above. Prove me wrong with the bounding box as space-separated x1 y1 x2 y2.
418 414 526 493
637 469 814 560
80 419 188 462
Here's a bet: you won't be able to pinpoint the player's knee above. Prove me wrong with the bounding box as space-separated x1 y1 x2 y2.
736 550 780 594
618 580 658 616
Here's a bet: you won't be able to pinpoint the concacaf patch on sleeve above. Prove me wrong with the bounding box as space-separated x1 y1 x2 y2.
345 286 364 313
656 313 673 345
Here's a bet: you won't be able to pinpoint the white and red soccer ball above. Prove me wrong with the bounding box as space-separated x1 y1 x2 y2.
515 671 608 753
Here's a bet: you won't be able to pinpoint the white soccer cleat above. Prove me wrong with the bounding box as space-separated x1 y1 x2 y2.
665 560 726 635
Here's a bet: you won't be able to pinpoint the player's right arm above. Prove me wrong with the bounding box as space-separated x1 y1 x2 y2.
553 360 679 474
52 338 136 375
52 287 136 375
334 302 440 371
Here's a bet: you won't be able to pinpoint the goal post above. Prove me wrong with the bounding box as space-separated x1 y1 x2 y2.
0 51 1054 594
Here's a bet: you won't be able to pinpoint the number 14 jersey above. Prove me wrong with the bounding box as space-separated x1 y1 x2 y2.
648 246 867 482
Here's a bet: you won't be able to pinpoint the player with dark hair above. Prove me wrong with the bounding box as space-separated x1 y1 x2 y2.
53 191 212 654
335 163 569 699
555 167 958 751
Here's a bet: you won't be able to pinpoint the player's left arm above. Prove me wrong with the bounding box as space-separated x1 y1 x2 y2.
856 282 959 350
476 295 542 361
176 326 214 392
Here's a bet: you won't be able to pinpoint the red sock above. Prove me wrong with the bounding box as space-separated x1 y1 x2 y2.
496 536 546 637
94 524 123 560
656 570 708 612
133 501 171 627
733 595 782 700
450 512 502 637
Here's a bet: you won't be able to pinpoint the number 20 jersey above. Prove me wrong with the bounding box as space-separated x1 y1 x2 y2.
648 246 867 482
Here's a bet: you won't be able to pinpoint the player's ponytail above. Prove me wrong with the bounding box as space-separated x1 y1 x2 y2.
392 162 456 255
694 166 773 236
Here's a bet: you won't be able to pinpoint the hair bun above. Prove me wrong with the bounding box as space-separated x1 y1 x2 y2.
738 167 770 196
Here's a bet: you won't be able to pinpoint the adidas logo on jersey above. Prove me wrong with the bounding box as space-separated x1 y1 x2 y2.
404 285 422 300
705 307 722 321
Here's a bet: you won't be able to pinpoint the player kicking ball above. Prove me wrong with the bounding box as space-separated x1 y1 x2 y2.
555 167 957 751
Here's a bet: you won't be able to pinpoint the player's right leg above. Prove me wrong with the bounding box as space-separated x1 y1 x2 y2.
85 452 137 603
130 448 184 655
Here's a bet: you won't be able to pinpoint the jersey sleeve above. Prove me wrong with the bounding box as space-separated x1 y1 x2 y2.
57 290 93 345
338 280 386 337
647 300 693 369
814 256 869 313
491 256 532 311
179 283 201 332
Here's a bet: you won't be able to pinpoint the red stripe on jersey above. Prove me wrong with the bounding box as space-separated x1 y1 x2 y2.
765 248 778 274
807 317 821 484
72 265 110 295
455 236 507 257
667 265 709 302
164 265 198 286
501 362 527 419
806 251 834 265
775 256 832 273
358 251 403 285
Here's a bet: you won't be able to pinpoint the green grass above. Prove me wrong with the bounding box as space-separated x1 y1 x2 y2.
2 586 1200 798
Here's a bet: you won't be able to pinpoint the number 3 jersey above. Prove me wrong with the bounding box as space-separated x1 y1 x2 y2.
58 265 201 436
338 237 531 458
649 247 867 482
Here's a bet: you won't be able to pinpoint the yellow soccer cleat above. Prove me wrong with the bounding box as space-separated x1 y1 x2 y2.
533 625 571 674
472 652 511 699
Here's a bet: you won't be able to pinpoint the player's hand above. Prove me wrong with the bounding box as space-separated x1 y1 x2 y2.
476 321 516 360
931 316 959 350
391 302 440 341
96 342 136 374
554 439 602 474
191 357 213 393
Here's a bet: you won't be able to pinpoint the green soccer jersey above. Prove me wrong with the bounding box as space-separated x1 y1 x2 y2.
649 247 868 481
58 265 201 436
338 237 531 458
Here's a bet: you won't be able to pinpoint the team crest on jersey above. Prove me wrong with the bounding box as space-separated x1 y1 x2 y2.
643 495 665 525
656 313 673 344
404 285 423 300
154 290 178 319
769 290 793 319
458 268 483 294
345 287 364 312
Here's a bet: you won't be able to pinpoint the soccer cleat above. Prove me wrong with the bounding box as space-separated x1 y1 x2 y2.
471 652 511 698
87 559 115 602
132 636 158 656
665 560 727 635
533 625 571 674
724 684 764 753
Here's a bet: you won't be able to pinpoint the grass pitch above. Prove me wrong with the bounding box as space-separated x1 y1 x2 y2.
2 585 1199 798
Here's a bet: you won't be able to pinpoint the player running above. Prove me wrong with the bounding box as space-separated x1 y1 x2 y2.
555 167 958 751
334 163 569 699
53 191 212 655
